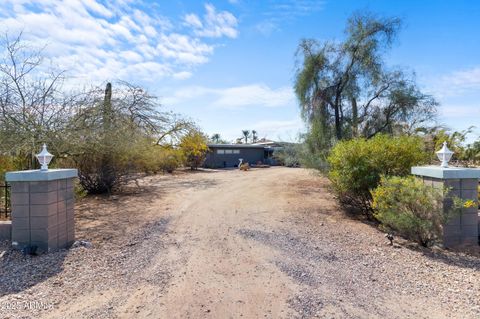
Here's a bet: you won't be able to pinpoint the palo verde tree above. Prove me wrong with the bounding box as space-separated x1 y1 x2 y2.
294 12 437 158
60 81 192 193
180 129 209 170
0 32 194 193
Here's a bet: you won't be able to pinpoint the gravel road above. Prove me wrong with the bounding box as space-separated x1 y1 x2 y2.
0 167 479 318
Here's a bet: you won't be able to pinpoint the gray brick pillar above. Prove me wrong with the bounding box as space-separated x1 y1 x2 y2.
411 166 480 247
5 169 77 253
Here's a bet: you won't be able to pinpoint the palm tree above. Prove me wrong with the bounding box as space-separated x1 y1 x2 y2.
252 130 258 143
211 133 221 143
241 130 250 144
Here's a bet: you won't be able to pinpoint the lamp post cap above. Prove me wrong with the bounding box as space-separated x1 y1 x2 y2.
436 141 454 168
36 143 54 171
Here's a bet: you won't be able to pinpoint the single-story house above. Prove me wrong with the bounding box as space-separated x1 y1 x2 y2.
204 144 275 168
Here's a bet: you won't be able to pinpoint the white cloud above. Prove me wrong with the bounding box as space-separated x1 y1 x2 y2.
163 84 295 109
213 84 294 108
0 1 238 83
447 67 480 90
173 71 193 80
254 21 278 36
184 13 203 29
80 0 113 18
156 33 213 65
428 66 480 98
184 3 238 38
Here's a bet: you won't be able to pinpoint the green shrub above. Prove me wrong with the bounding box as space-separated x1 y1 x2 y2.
74 180 88 200
136 144 183 174
273 143 302 167
156 148 183 173
372 176 461 247
327 134 429 218
0 155 15 183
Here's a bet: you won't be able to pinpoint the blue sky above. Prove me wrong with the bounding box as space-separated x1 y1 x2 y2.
2 0 480 142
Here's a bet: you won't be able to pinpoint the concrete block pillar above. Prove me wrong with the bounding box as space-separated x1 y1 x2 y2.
5 169 78 253
412 166 480 247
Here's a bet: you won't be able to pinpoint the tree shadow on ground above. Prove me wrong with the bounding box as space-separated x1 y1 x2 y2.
405 243 480 271
237 228 338 266
0 216 171 298
0 240 67 297
313 206 480 271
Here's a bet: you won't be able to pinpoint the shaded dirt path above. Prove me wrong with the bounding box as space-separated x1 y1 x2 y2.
1 167 479 318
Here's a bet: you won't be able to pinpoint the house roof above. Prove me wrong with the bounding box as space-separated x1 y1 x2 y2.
207 143 269 149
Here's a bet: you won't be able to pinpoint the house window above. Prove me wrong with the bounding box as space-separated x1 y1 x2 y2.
233 150 240 154
217 149 225 154
225 149 233 154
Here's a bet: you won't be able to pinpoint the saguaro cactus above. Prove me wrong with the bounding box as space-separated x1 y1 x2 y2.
100 83 116 193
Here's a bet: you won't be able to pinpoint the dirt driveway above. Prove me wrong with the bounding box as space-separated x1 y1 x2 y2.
1 167 479 318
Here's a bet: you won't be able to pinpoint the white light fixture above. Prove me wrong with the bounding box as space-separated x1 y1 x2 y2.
436 141 454 168
36 144 53 171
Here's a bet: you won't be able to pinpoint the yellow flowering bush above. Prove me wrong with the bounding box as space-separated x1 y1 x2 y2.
463 199 476 209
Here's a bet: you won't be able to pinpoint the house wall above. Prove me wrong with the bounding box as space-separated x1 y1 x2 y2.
204 147 265 168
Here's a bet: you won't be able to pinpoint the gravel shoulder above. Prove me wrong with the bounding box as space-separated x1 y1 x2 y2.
0 167 479 318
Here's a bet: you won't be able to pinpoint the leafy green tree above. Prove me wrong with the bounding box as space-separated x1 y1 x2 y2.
294 12 437 147
463 140 480 165
419 126 476 164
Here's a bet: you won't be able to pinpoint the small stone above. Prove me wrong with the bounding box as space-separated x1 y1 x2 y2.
72 240 93 249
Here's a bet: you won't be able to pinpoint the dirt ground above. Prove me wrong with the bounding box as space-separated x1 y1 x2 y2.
0 167 479 318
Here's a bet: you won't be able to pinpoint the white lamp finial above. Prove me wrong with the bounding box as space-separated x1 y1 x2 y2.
436 141 454 168
36 144 54 171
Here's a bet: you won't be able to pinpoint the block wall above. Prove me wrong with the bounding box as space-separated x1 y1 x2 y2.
10 178 75 252
421 177 479 247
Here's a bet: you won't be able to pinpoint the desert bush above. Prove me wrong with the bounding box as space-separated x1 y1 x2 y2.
298 117 334 172
372 176 462 247
157 149 183 173
327 134 429 218
273 143 302 167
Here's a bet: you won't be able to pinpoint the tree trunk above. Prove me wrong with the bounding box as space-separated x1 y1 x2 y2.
351 97 358 137
333 98 342 140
